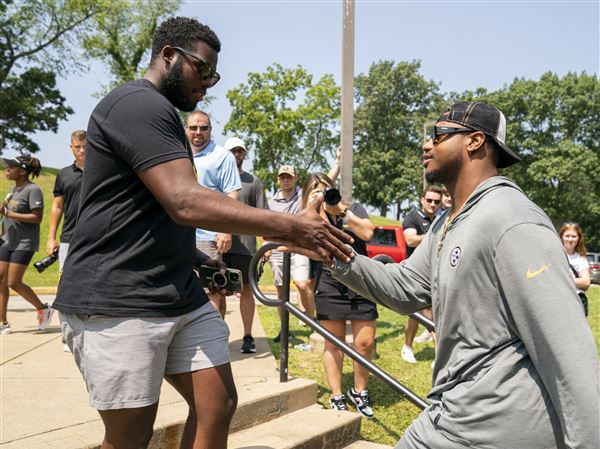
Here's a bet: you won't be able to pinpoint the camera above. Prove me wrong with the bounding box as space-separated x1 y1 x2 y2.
197 265 243 293
34 248 59 273
324 188 341 206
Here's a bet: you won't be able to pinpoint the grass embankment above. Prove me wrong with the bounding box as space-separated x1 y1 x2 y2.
258 287 600 445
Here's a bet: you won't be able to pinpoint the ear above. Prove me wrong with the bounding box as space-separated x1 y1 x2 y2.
161 46 176 67
466 131 486 154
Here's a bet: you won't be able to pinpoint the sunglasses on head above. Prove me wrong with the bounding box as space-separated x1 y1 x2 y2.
424 198 441 204
428 125 474 145
187 125 210 132
172 46 221 87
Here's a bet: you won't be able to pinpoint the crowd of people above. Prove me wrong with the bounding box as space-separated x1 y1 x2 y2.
1 15 598 449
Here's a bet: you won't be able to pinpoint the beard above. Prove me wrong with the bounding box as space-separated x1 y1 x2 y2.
164 59 198 112
425 150 464 185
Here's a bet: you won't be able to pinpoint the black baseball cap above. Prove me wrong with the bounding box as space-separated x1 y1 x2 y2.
2 156 34 172
436 102 521 168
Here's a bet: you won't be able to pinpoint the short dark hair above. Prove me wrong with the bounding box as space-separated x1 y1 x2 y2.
151 17 221 63
423 185 442 197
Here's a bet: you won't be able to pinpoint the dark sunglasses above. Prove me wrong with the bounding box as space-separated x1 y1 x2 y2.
429 126 474 145
187 125 210 132
172 46 221 87
424 198 441 204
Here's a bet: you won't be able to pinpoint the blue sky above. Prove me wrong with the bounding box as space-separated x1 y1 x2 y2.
16 0 600 169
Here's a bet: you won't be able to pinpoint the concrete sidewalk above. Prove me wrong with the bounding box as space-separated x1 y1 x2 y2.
0 293 290 448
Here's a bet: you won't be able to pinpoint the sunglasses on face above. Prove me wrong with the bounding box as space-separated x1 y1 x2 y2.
187 125 210 132
429 126 474 145
172 46 221 87
424 198 441 204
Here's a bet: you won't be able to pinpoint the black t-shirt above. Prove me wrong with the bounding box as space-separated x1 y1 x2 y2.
53 79 208 317
402 209 434 257
53 163 83 243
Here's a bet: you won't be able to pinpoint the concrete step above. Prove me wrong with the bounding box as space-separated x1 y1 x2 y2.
228 404 362 449
344 441 394 449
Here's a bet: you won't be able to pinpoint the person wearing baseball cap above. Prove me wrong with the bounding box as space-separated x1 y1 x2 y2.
325 102 598 448
223 136 269 354
267 163 316 341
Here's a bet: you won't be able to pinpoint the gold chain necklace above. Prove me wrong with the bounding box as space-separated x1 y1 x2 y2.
437 215 452 254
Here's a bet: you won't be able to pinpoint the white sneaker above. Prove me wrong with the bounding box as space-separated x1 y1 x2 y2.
1 322 11 335
37 304 55 331
63 343 71 353
401 345 417 364
414 329 432 343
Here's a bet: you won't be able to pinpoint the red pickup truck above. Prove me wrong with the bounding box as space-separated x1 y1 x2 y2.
366 226 406 264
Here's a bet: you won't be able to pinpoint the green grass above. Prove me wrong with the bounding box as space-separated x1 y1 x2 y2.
257 286 600 445
1 164 61 288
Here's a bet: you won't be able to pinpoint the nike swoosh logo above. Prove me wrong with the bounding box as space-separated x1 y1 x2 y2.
527 264 551 279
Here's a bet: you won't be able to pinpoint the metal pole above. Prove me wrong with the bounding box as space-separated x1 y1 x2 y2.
279 252 291 382
340 0 355 203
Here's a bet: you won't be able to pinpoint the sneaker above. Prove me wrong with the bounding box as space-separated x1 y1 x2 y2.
241 334 256 354
1 322 11 335
329 394 347 411
273 331 281 343
346 387 374 419
63 343 71 353
414 329 432 343
401 345 417 364
37 304 55 331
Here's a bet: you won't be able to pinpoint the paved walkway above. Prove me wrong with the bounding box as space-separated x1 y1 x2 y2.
0 292 293 448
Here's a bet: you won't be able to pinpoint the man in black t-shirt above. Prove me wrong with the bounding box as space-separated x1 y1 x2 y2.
46 129 86 271
401 185 442 364
52 17 352 449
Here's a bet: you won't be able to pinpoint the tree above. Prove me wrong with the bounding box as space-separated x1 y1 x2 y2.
460 72 600 248
353 60 444 217
82 0 180 95
225 64 340 191
0 0 97 154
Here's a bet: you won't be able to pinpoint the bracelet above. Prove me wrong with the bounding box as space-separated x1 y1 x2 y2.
342 209 354 224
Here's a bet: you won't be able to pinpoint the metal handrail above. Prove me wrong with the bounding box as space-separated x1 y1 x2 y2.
249 243 430 411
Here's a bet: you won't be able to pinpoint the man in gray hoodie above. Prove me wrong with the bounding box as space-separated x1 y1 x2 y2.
321 102 598 448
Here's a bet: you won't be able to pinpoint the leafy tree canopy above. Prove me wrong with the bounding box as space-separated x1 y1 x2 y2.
82 0 180 95
225 63 340 191
0 0 97 154
353 60 444 217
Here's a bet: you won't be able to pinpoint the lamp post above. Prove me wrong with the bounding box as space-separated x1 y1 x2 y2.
340 0 355 203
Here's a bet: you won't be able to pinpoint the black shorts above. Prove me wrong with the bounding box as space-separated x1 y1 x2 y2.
0 245 35 265
222 253 252 285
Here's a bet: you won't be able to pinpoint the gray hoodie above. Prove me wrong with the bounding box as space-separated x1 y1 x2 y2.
332 176 599 449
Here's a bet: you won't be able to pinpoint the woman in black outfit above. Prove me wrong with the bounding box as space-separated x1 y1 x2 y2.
301 173 376 418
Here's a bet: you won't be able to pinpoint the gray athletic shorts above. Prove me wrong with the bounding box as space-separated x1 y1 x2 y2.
59 302 230 410
196 240 221 261
269 253 310 286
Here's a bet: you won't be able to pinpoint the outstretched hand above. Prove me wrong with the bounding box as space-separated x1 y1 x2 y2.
264 196 354 267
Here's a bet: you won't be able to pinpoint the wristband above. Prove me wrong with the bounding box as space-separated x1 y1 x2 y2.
342 209 354 224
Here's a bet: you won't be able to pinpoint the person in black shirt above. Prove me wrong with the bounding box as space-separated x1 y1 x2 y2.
46 129 86 271
52 17 352 449
401 185 442 364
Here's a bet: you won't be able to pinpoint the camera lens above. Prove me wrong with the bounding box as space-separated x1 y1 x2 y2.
212 272 227 287
324 188 341 206
229 272 240 282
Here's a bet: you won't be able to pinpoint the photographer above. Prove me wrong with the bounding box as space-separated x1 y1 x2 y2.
1 156 53 335
301 173 377 418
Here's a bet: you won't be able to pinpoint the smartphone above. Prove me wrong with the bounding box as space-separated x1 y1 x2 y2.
197 265 243 293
